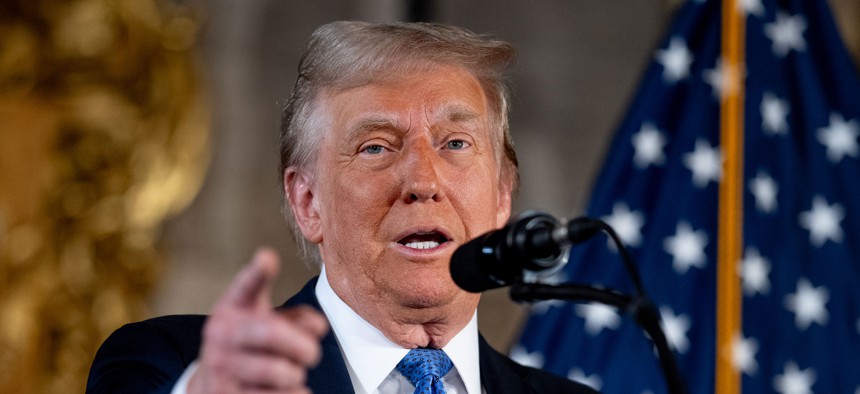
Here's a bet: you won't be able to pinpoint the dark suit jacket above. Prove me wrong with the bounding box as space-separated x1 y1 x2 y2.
87 277 597 393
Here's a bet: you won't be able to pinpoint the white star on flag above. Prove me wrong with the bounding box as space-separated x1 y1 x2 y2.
731 334 759 376
749 170 778 213
703 57 741 99
537 271 568 285
509 345 544 369
785 278 829 330
655 37 693 83
602 202 645 248
632 123 668 168
660 307 691 354
765 12 808 56
574 302 621 335
683 139 722 188
664 221 708 274
761 92 790 135
738 0 764 17
798 195 845 247
773 361 816 394
567 368 603 391
740 247 771 296
529 299 564 315
530 272 568 314
817 112 859 163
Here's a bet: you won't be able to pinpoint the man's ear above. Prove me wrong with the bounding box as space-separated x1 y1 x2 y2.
496 175 513 228
284 167 323 243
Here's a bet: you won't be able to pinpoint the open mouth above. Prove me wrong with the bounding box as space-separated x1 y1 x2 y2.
397 231 450 250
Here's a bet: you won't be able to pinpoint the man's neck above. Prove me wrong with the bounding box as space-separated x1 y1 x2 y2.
323 265 479 349
314 268 482 394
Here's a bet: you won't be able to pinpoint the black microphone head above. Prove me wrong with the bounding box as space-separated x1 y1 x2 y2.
450 211 564 293
450 211 605 294
450 233 507 293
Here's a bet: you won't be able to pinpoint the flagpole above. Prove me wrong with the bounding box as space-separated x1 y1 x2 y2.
716 0 745 393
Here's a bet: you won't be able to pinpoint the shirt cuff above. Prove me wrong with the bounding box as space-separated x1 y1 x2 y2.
170 360 199 394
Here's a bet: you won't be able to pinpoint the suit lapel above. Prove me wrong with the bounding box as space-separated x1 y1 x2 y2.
479 335 532 394
282 277 355 394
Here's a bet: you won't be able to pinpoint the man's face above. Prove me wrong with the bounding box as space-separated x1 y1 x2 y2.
306 65 512 313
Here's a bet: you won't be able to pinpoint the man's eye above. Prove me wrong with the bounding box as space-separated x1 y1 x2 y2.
363 145 386 154
446 140 467 150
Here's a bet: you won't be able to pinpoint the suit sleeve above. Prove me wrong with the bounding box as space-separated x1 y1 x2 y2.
86 315 205 394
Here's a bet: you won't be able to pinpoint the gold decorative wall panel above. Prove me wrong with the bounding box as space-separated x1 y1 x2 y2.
0 1 208 392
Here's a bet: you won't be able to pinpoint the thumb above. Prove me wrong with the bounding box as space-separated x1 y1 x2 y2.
222 247 280 310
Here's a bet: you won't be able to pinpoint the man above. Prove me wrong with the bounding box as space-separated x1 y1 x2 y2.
88 21 597 393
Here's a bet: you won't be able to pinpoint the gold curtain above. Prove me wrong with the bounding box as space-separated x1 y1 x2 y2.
0 0 209 392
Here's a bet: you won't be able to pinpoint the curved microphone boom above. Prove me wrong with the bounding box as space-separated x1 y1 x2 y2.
450 211 603 293
450 210 687 393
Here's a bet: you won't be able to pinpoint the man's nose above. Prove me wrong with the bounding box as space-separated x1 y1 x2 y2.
400 141 445 203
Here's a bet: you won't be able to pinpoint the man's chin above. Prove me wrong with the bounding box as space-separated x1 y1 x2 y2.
391 282 476 310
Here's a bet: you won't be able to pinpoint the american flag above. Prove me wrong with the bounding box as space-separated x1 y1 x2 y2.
512 0 860 393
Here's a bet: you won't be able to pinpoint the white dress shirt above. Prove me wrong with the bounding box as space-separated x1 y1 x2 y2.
171 267 483 394
316 266 482 394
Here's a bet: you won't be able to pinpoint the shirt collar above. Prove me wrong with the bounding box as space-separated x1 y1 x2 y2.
315 265 481 394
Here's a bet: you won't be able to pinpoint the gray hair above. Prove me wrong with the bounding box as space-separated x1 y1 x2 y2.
279 21 518 265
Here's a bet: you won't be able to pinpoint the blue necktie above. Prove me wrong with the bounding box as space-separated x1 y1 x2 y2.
396 348 453 394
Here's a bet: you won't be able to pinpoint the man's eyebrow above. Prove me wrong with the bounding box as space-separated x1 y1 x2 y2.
439 103 481 123
345 105 481 139
345 116 402 140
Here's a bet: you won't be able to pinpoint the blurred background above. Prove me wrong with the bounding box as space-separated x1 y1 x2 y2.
0 0 857 392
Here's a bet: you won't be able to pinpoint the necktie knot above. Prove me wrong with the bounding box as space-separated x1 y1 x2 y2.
396 348 453 394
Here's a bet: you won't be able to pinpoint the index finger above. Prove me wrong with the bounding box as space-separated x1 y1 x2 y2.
222 247 280 309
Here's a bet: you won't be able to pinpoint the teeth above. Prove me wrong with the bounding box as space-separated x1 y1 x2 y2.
404 241 440 250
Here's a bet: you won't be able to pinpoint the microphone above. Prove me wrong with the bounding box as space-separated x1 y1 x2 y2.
450 212 687 394
450 211 603 292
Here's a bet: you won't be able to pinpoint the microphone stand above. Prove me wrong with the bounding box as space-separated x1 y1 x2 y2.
510 283 686 394
510 218 687 394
